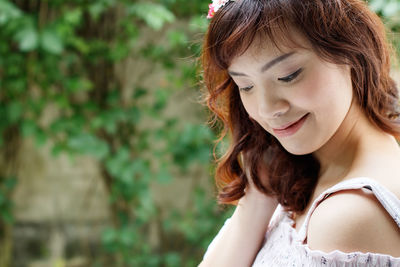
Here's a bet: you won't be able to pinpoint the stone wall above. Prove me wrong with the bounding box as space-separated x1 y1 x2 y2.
11 139 110 267
8 20 212 267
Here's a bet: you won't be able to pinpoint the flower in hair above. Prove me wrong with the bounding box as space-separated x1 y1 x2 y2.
207 0 234 19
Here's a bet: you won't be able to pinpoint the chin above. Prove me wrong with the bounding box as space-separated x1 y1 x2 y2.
280 142 318 156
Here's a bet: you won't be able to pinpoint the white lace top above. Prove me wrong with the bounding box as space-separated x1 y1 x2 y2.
203 177 400 266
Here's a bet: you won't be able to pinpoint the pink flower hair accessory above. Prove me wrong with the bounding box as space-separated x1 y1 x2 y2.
207 0 235 19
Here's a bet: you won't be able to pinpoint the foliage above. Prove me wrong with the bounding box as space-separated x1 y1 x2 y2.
0 0 233 266
0 176 16 224
369 0 400 53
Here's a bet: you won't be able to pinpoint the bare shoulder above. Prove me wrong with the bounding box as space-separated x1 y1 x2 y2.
307 186 400 257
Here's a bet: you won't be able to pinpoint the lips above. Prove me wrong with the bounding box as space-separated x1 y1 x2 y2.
272 113 309 130
272 113 309 138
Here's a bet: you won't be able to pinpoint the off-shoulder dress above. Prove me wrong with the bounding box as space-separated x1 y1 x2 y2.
203 177 400 266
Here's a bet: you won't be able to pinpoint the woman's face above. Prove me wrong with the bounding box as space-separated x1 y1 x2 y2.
228 33 354 155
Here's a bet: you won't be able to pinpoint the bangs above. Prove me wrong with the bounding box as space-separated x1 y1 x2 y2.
206 0 300 70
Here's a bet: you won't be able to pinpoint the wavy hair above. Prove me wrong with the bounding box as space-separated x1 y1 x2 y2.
200 0 400 212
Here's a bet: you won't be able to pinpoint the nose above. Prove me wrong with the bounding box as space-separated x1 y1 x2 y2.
257 91 289 119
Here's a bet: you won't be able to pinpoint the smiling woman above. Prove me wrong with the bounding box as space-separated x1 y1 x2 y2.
198 0 400 266
228 32 354 155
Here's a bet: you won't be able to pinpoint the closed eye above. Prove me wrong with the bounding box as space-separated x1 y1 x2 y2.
238 68 303 92
278 68 303 83
239 85 253 92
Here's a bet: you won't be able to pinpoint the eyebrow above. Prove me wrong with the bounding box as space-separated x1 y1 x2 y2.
228 52 295 77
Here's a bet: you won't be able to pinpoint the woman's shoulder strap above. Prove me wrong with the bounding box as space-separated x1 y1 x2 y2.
298 177 400 243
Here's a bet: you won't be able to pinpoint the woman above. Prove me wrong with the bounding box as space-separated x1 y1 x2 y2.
199 0 400 266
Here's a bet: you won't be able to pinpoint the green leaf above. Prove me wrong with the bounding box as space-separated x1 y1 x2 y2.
87 0 116 20
105 148 131 177
164 252 181 267
119 228 136 247
109 41 131 61
88 2 108 21
40 29 64 54
34 128 47 147
188 15 209 32
67 133 109 159
383 1 400 17
63 9 82 26
133 87 147 99
129 3 175 30
136 190 156 222
21 119 37 137
66 77 93 93
0 209 14 224
167 30 188 48
368 0 385 12
102 227 118 245
3 177 17 191
15 26 39 52
90 116 104 130
127 107 141 124
70 37 90 54
0 1 22 25
88 3 104 21
153 89 169 112
0 193 4 206
7 101 23 123
51 143 65 157
156 163 172 184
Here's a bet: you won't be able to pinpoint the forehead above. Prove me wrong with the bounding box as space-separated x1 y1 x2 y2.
228 29 311 68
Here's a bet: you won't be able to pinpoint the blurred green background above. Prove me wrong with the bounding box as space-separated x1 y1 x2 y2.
0 0 399 266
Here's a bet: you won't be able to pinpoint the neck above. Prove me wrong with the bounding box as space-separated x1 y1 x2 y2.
313 100 399 186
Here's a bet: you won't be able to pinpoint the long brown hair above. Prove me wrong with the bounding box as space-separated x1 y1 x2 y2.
200 0 400 212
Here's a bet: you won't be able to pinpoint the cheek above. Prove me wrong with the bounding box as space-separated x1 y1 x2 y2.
297 74 326 110
297 65 353 115
240 95 258 118
299 65 353 146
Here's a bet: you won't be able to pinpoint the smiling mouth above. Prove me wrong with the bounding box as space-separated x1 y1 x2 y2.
272 113 309 138
273 113 309 130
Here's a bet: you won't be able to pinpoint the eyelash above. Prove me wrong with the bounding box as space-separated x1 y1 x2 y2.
239 68 303 92
278 68 303 82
